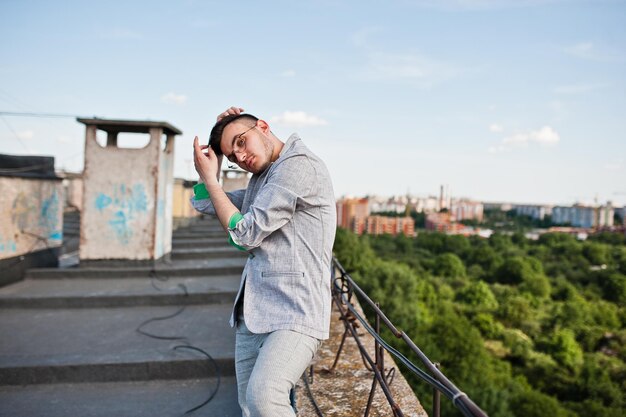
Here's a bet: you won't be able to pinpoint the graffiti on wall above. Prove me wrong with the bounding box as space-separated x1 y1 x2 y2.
5 188 62 255
94 183 149 244
11 192 35 231
0 234 17 254
40 190 62 241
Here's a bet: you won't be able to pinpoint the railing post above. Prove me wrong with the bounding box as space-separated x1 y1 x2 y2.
433 362 441 417
375 302 386 383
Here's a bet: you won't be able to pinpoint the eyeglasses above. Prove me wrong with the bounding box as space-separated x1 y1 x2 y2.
225 125 256 169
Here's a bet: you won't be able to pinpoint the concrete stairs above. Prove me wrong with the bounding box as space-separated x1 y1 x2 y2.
61 209 80 256
0 217 245 416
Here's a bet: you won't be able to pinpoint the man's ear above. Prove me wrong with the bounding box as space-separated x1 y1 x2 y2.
256 119 270 134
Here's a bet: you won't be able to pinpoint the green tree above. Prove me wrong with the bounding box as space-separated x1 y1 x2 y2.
469 244 502 275
495 256 537 285
546 329 584 372
443 234 471 258
519 272 551 299
456 281 499 311
575 353 624 410
510 388 574 417
333 227 375 273
600 272 626 304
582 242 611 265
415 232 446 254
472 312 503 339
497 295 533 328
489 233 513 252
433 253 467 279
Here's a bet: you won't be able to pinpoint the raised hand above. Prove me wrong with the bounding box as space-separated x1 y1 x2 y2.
217 106 245 122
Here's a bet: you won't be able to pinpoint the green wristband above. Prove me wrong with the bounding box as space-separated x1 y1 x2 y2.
228 234 247 252
193 183 210 200
228 212 244 229
227 212 246 251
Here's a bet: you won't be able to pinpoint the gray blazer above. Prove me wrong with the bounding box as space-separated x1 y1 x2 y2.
191 134 336 339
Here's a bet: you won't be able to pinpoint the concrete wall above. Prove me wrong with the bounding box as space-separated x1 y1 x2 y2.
172 178 199 219
0 176 64 272
154 132 175 259
80 126 174 261
62 175 83 211
222 170 250 192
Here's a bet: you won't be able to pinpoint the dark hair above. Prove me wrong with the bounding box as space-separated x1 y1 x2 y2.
209 113 259 156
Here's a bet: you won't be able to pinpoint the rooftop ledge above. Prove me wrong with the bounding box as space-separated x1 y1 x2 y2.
76 117 182 136
296 298 427 417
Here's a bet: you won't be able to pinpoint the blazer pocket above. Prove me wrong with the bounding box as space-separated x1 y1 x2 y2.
258 271 308 312
261 271 305 277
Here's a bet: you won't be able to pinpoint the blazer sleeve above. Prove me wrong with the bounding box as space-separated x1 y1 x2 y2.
228 155 315 250
189 185 246 215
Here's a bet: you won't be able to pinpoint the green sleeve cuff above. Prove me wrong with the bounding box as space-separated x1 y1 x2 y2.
228 234 247 251
227 212 246 251
193 183 210 200
228 212 244 229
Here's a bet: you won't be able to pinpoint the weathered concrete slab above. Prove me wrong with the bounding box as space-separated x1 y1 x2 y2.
24 257 247 279
173 226 227 232
0 276 241 308
171 246 247 260
172 237 230 249
0 304 236 384
0 377 240 417
173 231 229 239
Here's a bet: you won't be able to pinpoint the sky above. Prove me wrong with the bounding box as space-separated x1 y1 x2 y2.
1 0 625 206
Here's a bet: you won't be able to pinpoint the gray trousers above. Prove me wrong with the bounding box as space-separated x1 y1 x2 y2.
235 317 320 417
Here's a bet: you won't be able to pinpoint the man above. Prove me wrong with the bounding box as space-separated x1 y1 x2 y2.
191 106 336 417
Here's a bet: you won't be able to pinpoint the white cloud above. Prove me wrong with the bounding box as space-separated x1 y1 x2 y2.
489 124 503 133
350 26 467 88
161 92 187 105
280 69 296 78
490 126 560 153
270 111 328 127
554 83 607 95
565 41 624 62
17 130 34 140
361 52 462 88
57 135 71 144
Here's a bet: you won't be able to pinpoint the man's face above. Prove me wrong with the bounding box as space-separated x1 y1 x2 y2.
220 121 274 174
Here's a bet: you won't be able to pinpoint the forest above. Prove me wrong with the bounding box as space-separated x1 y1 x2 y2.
333 228 625 417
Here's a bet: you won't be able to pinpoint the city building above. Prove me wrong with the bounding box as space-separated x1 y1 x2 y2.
483 202 514 212
369 195 411 214
513 204 553 221
365 215 415 236
449 199 484 222
615 206 626 224
336 197 370 233
425 212 464 233
414 196 440 214
336 197 415 236
552 203 614 228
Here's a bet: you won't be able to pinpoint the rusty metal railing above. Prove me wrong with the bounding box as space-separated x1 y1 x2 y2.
327 257 489 417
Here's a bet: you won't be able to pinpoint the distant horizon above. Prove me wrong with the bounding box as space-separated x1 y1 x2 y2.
337 191 623 209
